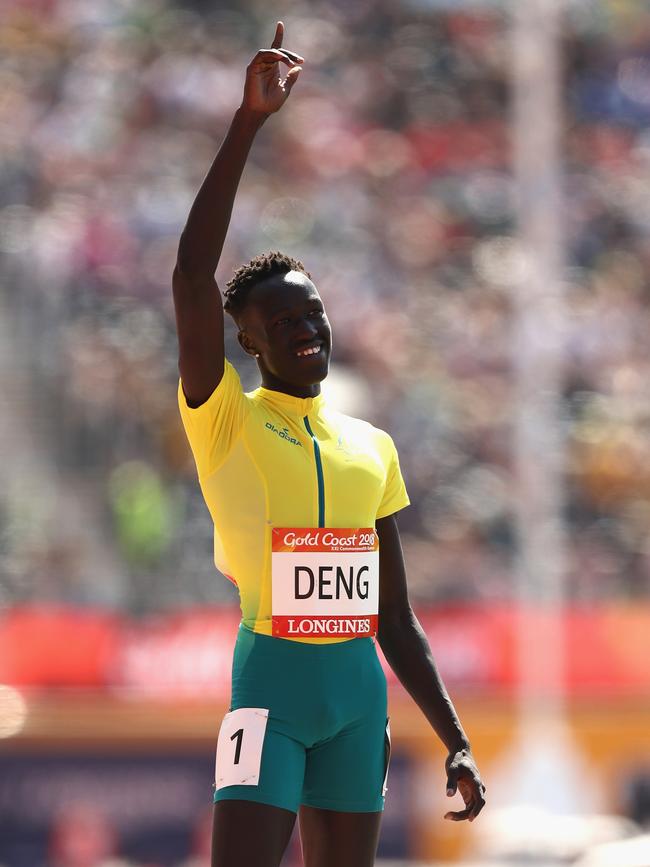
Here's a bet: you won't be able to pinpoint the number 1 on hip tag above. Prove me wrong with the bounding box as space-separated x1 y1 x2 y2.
215 707 269 790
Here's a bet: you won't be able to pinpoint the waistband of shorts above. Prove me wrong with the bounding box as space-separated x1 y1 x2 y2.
236 621 375 658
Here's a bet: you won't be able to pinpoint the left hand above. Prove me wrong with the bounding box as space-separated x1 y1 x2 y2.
443 747 486 822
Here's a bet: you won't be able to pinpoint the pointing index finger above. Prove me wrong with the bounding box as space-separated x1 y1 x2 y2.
271 21 284 49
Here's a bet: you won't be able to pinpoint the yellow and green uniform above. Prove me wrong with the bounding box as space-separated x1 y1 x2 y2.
178 358 409 812
178 359 409 644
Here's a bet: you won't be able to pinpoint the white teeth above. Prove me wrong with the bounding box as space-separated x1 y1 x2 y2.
297 345 321 357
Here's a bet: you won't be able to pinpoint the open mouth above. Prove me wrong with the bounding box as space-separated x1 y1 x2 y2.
295 343 324 359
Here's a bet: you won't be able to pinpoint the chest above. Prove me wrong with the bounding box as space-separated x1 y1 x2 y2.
245 405 386 507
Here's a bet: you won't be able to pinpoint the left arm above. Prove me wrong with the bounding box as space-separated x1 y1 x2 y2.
376 513 486 822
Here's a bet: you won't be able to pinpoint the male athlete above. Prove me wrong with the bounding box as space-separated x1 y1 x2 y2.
173 21 486 867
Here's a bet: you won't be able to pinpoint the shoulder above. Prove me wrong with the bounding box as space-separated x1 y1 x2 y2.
178 357 256 423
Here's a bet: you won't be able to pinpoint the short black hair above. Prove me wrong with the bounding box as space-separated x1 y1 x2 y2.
223 250 312 319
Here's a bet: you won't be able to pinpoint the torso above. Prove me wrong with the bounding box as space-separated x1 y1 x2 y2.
178 361 409 644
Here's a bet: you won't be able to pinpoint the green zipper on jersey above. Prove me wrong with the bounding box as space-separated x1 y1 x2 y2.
303 415 325 528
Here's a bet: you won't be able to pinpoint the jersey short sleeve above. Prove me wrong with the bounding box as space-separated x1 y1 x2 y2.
178 360 250 479
376 432 410 519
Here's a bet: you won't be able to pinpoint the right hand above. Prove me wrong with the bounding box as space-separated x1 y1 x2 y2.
242 21 304 117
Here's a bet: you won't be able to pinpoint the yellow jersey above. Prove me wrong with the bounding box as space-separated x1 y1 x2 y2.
178 360 409 643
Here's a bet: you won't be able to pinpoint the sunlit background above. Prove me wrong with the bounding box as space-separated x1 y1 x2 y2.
1 0 649 864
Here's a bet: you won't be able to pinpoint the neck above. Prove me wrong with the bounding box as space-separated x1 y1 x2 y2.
260 372 321 399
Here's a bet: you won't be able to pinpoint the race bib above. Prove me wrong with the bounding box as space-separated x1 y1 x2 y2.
215 707 269 790
271 527 379 638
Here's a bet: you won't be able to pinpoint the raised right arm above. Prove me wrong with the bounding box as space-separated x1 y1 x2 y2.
173 107 265 408
173 21 303 408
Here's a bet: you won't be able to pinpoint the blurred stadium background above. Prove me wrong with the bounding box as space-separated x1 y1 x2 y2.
1 0 649 864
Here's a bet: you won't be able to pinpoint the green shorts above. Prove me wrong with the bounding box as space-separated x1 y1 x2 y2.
213 623 390 814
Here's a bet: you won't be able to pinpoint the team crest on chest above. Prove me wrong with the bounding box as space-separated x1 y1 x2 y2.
335 432 363 460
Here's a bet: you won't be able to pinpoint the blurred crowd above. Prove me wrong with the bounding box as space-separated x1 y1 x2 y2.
1 0 650 611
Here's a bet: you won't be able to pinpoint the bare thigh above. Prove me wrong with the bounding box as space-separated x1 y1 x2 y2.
298 805 382 867
211 800 297 867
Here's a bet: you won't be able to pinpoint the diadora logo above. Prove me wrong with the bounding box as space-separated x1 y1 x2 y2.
265 422 303 447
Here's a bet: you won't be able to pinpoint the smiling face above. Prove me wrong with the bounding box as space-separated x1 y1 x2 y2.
236 270 332 396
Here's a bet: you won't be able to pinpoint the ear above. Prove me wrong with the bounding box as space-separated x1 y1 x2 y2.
238 329 260 358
